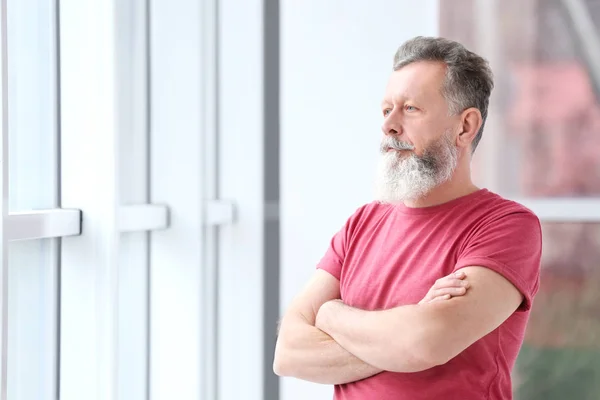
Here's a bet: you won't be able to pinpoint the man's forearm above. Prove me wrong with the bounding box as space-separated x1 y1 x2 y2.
274 316 382 384
315 300 440 373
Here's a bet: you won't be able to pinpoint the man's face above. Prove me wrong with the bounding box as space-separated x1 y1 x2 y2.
375 61 460 203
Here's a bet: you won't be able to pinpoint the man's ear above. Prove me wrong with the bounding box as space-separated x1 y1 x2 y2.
456 107 482 150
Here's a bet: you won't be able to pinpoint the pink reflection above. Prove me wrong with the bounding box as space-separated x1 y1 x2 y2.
508 63 600 196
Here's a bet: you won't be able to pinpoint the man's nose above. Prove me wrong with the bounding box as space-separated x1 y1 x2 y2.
381 117 402 136
381 113 402 137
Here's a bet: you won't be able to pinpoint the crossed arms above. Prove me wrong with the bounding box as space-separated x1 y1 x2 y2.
273 266 523 385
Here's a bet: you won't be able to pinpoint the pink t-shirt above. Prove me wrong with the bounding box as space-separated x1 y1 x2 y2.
317 189 542 400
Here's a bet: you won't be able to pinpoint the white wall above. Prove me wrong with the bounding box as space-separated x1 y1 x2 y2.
280 1 439 399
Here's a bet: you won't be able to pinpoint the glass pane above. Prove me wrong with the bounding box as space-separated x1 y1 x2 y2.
8 240 58 400
7 0 58 399
118 233 149 400
8 0 57 210
439 2 600 398
514 222 600 399
440 0 600 198
116 0 149 398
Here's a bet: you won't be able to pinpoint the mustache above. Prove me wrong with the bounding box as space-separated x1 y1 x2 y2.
380 137 415 153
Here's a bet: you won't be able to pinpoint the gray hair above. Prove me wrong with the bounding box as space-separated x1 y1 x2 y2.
393 36 494 153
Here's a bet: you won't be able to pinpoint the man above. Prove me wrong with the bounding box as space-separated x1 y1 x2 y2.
273 36 542 399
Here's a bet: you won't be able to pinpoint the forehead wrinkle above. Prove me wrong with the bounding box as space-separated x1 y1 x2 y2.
388 64 445 104
382 91 412 105
385 82 424 105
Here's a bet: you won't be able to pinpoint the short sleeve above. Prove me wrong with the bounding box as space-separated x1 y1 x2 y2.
316 205 368 280
316 229 345 280
454 210 542 311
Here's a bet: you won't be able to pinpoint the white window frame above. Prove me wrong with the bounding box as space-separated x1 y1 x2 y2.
217 0 279 398
511 198 600 222
0 1 82 398
1 0 274 399
7 209 81 241
0 1 8 396
0 1 168 399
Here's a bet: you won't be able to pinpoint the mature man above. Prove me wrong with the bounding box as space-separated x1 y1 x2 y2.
273 36 542 399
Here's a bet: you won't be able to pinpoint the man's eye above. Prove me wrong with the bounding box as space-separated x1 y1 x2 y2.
383 109 392 117
405 105 417 112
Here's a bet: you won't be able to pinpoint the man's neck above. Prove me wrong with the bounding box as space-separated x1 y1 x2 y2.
403 169 479 209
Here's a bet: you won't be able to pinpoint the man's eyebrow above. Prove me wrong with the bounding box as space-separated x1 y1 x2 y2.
381 94 412 107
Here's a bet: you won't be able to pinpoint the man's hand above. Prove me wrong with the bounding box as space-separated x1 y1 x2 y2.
418 270 470 304
273 270 382 384
314 267 524 373
315 271 471 354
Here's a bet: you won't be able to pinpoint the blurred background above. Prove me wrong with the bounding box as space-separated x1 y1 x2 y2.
2 0 600 399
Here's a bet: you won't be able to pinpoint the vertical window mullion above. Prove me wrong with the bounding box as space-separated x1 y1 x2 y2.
5 0 60 399
59 0 119 399
116 0 150 399
0 0 9 398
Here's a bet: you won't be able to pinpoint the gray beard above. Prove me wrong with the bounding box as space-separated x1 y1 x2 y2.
374 132 458 203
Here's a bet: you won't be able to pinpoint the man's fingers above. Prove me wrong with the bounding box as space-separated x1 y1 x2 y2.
420 271 470 305
433 278 470 290
420 286 468 305
428 287 469 303
429 294 451 303
436 271 464 282
432 287 467 298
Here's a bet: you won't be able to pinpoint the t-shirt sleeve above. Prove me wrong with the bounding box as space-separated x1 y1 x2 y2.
316 228 346 280
316 206 367 280
454 210 542 311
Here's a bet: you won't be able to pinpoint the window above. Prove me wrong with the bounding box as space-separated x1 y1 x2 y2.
517 222 600 399
2 0 268 398
7 1 61 398
440 1 600 398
